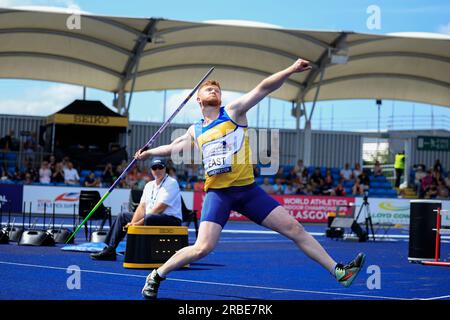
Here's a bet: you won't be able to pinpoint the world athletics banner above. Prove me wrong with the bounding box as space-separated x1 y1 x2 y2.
193 192 355 223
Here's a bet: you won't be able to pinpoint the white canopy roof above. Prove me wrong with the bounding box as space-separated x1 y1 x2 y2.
0 7 449 109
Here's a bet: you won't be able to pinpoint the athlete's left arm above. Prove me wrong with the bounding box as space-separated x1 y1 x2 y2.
226 59 312 121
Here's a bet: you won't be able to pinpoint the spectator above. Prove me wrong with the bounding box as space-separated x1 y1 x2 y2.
445 172 450 189
24 160 38 183
285 168 299 184
260 177 275 194
340 163 353 181
305 183 315 195
372 160 383 177
63 162 80 185
322 170 334 196
394 151 406 188
284 181 297 195
84 172 101 187
420 170 435 198
184 182 193 191
167 167 178 181
433 159 443 175
136 169 151 190
12 166 23 181
102 163 115 186
126 167 141 189
414 165 427 195
24 172 34 185
310 167 324 188
357 171 370 190
48 155 57 173
434 170 444 184
332 181 346 197
294 159 305 178
299 168 309 187
0 167 11 182
38 161 52 184
352 163 362 180
296 183 308 195
61 156 71 170
0 129 19 151
273 178 285 195
436 180 449 199
23 132 38 160
274 167 285 183
425 182 438 199
51 163 65 183
352 179 365 196
166 158 175 172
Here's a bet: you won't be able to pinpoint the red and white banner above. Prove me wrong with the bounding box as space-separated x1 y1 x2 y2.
193 192 355 223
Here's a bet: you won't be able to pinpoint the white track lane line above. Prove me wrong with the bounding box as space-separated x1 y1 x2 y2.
420 295 450 300
15 225 450 240
0 261 412 300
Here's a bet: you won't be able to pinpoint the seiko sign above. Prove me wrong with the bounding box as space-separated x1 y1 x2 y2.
74 115 110 125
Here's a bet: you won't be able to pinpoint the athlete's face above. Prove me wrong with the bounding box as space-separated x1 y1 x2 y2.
197 85 222 108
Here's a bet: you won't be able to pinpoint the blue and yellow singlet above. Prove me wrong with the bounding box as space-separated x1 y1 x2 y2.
194 106 254 191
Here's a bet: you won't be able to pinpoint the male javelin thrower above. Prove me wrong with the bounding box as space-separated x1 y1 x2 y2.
134 58 366 299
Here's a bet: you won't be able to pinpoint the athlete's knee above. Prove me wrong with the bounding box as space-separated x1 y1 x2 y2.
283 219 306 239
192 242 215 259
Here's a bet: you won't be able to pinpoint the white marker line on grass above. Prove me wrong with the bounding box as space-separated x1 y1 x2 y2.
0 261 411 300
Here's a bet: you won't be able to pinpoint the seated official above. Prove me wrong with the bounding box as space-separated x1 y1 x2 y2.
90 158 182 261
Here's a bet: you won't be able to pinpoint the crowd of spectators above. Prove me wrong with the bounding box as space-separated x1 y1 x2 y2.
413 159 449 199
256 159 384 197
2 132 449 201
0 152 209 192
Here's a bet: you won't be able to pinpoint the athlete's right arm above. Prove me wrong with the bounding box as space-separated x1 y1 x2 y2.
134 125 196 161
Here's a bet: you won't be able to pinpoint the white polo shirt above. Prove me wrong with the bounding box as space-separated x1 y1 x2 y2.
140 175 182 220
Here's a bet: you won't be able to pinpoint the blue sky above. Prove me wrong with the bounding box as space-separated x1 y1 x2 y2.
0 0 449 131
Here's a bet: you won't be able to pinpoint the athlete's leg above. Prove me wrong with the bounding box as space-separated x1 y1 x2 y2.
157 221 222 277
261 206 336 273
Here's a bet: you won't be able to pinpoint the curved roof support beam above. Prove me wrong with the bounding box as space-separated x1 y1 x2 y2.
0 51 122 77
82 15 144 37
295 32 349 120
135 63 303 89
115 18 159 115
307 73 450 91
141 41 318 65
156 24 330 50
348 51 450 64
0 28 132 56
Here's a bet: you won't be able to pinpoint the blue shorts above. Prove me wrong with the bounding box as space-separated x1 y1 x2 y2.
201 183 280 228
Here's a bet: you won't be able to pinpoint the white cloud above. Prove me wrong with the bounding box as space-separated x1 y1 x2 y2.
438 23 450 35
0 0 83 13
0 84 83 116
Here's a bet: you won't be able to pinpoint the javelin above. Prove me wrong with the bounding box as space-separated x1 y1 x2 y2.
65 67 215 244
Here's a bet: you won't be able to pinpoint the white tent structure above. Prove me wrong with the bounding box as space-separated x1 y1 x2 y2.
0 7 449 164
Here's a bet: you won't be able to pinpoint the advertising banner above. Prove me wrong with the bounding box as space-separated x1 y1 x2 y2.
0 184 23 213
193 192 356 223
23 186 130 216
22 186 195 217
354 197 450 226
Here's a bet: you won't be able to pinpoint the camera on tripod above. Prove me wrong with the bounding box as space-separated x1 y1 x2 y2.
326 190 374 242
